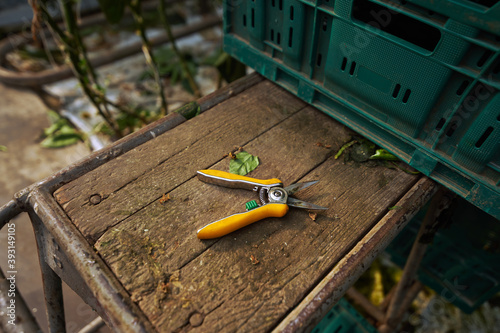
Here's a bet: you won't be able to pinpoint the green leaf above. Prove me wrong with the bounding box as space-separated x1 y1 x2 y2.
97 0 126 24
40 133 81 148
388 206 402 210
0 145 7 152
370 149 399 161
229 151 260 176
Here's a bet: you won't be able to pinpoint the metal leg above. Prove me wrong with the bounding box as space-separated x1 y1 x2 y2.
379 187 454 333
30 212 66 333
0 199 23 229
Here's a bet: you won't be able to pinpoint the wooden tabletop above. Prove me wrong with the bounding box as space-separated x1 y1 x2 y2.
53 75 433 332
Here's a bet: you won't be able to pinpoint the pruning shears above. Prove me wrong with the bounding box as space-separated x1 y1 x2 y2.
196 170 327 239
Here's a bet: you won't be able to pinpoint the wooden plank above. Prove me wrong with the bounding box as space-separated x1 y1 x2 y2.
54 80 307 243
94 104 420 332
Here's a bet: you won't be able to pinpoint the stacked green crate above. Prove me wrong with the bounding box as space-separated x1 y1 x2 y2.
385 198 500 313
223 0 500 218
312 298 378 333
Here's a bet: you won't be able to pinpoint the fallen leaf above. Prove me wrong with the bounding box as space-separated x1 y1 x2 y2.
159 193 171 204
229 151 260 176
309 212 317 221
388 205 402 210
250 255 259 265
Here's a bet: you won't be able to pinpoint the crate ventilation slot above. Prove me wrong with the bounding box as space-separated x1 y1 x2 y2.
476 126 494 148
446 121 458 137
435 118 446 131
341 57 348 71
457 80 470 96
272 0 283 10
349 61 357 76
317 53 323 66
352 0 441 52
477 50 493 68
393 84 401 98
402 89 412 103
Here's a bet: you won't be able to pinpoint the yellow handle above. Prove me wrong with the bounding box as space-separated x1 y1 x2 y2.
197 203 289 239
197 170 282 190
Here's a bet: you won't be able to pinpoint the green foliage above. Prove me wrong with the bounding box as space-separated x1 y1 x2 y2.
229 151 260 176
370 148 399 161
141 48 197 94
97 0 126 24
0 145 7 152
41 111 83 148
334 140 356 159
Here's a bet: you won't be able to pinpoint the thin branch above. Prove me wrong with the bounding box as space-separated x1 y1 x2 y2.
159 0 200 98
129 0 168 116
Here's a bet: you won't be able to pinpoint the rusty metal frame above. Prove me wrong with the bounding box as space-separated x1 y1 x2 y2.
0 73 263 332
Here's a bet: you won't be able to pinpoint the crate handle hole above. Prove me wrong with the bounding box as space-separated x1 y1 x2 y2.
475 126 494 148
352 0 441 52
349 61 357 75
456 80 470 96
317 53 323 67
288 27 293 47
392 84 401 98
341 57 347 71
477 50 493 68
402 89 411 103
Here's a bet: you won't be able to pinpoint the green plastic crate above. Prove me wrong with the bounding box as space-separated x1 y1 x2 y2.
223 0 500 219
385 198 500 313
406 0 500 36
312 298 378 333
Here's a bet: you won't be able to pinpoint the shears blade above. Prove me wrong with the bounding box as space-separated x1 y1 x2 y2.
284 180 319 196
286 197 328 210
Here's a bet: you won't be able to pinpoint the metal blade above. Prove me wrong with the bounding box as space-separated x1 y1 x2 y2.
284 180 319 196
287 197 328 210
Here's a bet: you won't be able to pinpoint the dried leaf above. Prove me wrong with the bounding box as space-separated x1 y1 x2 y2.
250 255 259 265
159 193 171 204
309 212 317 221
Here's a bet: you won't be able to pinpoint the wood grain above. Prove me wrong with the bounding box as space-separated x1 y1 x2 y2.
92 102 419 332
54 81 306 243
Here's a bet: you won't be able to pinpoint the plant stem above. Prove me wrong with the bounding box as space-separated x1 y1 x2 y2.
40 0 121 137
129 0 168 116
159 0 201 98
